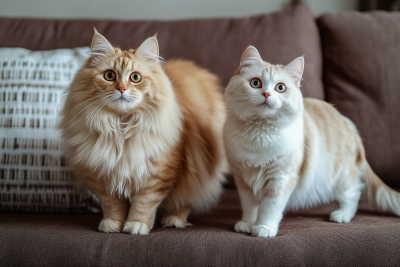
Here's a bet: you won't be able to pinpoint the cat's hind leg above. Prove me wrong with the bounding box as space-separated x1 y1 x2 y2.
160 185 193 228
161 205 192 228
329 168 364 223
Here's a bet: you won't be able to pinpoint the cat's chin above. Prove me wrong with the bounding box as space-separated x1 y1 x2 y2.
108 99 140 113
254 103 281 118
257 99 281 110
258 102 270 108
254 104 272 116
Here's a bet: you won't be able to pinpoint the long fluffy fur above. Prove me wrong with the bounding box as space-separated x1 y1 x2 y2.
60 34 227 234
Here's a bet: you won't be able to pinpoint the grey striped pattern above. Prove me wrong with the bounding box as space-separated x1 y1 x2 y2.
0 47 101 212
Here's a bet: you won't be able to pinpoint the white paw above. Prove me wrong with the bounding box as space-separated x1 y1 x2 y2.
161 215 191 228
251 224 278 237
329 210 352 223
122 221 150 235
234 220 253 234
98 218 123 233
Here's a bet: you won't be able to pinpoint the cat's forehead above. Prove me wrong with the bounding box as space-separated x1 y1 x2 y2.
241 61 284 79
106 49 144 72
261 62 283 79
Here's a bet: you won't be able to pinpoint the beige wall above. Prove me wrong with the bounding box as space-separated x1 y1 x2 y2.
0 0 358 20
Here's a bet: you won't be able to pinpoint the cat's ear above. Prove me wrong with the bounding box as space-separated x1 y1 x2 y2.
240 46 262 71
136 36 162 70
90 28 115 64
284 56 304 87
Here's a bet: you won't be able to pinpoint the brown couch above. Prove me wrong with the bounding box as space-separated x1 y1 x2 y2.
1 4 400 266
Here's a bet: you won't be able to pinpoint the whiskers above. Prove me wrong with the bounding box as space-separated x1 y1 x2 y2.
87 94 114 127
226 91 260 120
64 93 113 129
140 99 157 127
116 97 158 136
276 103 293 124
63 91 161 137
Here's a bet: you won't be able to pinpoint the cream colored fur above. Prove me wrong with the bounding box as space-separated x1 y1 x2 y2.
60 31 227 234
224 46 400 237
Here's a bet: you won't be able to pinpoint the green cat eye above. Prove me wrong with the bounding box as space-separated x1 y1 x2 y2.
104 70 116 81
130 72 142 83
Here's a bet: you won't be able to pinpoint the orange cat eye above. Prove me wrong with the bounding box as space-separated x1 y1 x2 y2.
104 70 116 81
130 72 142 83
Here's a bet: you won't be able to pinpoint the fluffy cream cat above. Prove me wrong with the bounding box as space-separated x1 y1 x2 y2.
60 30 226 234
223 46 400 237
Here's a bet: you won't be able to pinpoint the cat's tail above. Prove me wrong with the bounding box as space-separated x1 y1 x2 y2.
363 164 400 216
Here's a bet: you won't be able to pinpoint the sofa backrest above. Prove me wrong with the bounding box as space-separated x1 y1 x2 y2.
0 4 324 98
318 11 400 187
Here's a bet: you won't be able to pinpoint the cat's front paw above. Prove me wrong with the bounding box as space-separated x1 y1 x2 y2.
98 218 123 233
251 224 278 237
329 210 352 223
123 221 150 235
234 220 253 233
161 215 191 228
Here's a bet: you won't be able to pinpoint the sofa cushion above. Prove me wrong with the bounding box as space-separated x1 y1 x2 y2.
0 4 324 99
0 47 101 212
1 189 400 266
318 11 400 187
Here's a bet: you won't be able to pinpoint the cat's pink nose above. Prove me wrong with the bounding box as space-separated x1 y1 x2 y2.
262 92 270 99
117 87 127 94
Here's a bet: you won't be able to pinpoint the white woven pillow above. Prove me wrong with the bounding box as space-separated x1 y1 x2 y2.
0 47 101 212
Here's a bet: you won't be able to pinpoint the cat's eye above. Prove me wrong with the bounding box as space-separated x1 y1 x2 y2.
104 70 116 81
275 83 286 93
130 72 142 83
250 78 262 88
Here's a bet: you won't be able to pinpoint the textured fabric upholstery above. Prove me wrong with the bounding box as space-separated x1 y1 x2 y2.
1 189 400 266
0 48 101 212
318 11 400 187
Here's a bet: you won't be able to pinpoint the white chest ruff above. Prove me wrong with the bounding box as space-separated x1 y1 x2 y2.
224 116 304 198
224 117 302 169
69 123 180 194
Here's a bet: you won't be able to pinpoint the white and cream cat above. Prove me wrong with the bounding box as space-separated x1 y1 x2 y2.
223 46 400 237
